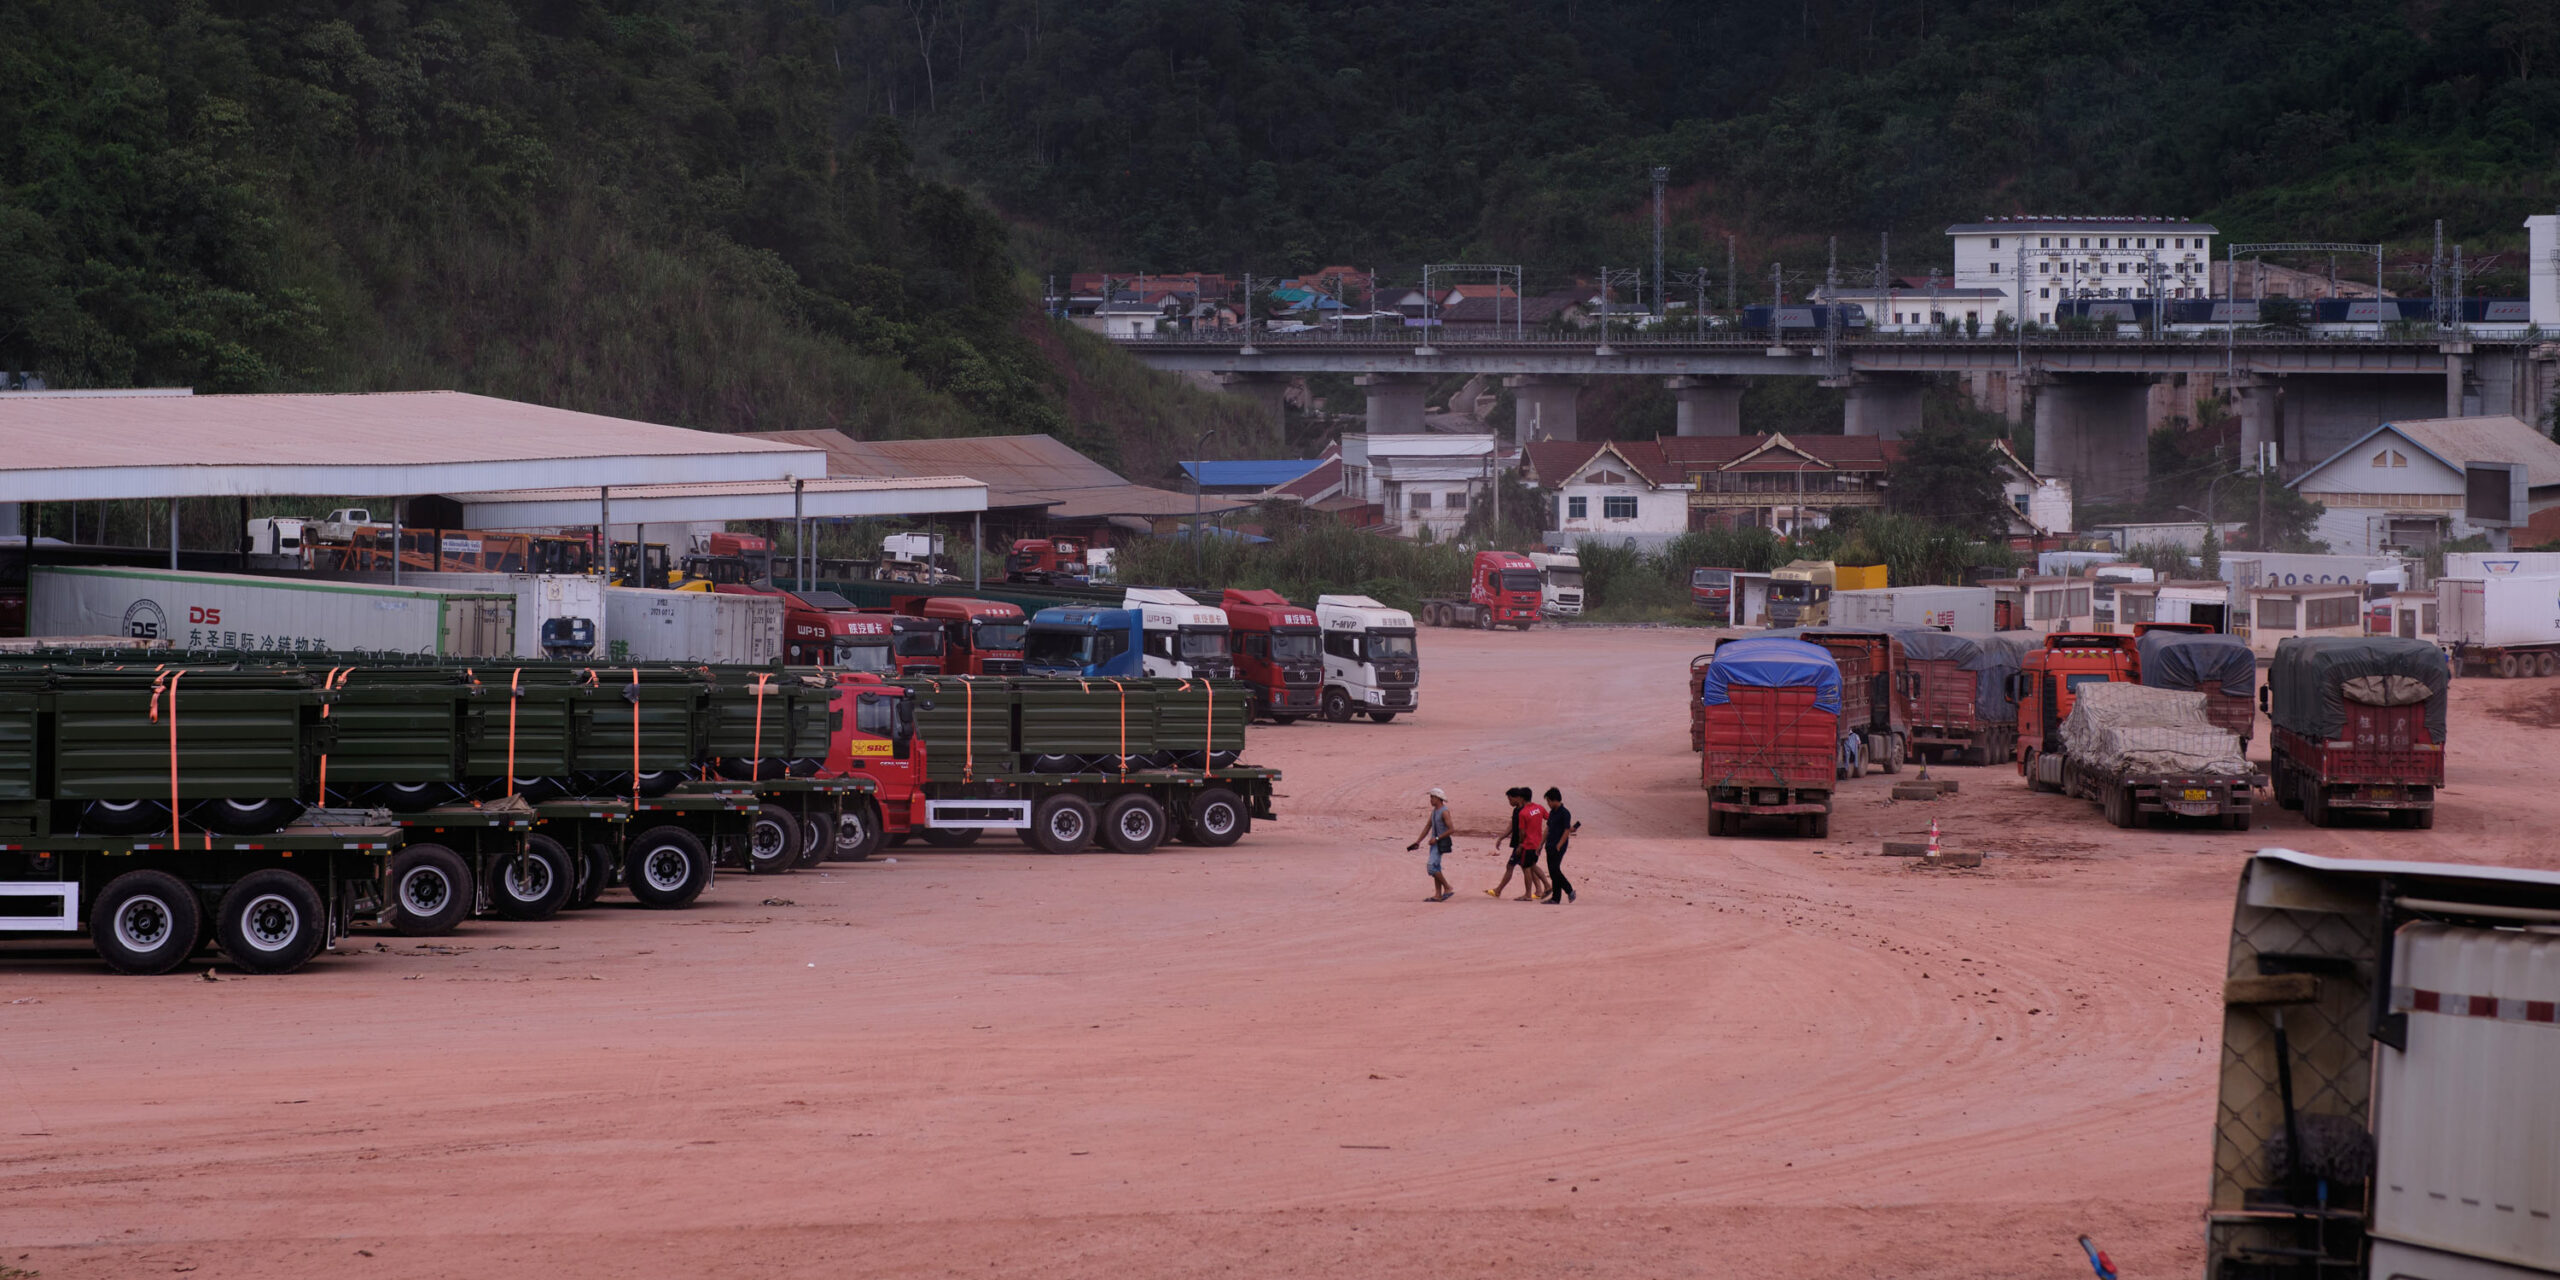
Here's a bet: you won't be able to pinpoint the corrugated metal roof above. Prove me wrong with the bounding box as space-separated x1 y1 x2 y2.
445 475 989 526
0 390 823 502
748 430 1249 521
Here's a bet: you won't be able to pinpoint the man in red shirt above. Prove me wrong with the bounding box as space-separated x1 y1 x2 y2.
1485 787 1550 901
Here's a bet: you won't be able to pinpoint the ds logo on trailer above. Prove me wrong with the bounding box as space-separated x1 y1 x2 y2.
121 599 167 639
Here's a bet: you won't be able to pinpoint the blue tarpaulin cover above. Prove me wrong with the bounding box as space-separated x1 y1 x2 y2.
1701 637 1842 712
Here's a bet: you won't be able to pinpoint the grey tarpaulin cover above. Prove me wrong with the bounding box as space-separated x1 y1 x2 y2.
1891 629 2029 722
2139 632 2257 696
2058 682 2252 776
2268 636 2449 741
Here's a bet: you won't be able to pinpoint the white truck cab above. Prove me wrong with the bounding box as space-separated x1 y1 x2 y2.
1528 551 1584 617
1314 594 1419 723
244 517 312 563
1123 587 1234 679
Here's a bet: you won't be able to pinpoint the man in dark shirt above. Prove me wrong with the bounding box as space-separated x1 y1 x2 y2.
1541 786 1578 904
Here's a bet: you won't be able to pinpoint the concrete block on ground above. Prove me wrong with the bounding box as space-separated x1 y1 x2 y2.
1909 849 1984 870
1891 783 1944 801
1881 841 1931 857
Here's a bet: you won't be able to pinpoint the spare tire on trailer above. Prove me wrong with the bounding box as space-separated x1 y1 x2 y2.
1031 793 1096 855
1184 787 1247 847
624 825 712 908
90 869 202 976
214 868 326 974
389 843 473 936
192 797 305 836
490 834 574 921
80 798 168 837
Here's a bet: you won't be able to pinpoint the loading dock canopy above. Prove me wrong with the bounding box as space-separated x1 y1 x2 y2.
0 390 826 502
446 476 990 526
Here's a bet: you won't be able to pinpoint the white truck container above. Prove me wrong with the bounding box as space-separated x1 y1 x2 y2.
2227 552 2411 590
880 532 943 562
31 565 514 657
2434 574 2560 676
1314 594 1419 722
1527 551 1584 617
397 572 605 659
1829 585 1993 632
603 587 783 663
2444 550 2560 579
1124 587 1235 679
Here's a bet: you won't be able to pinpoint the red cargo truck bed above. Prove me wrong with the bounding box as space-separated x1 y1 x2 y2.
1701 686 1837 836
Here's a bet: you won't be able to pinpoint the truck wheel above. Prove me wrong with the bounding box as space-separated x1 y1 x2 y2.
921 827 984 847
633 769 685 798
2413 807 2436 830
91 870 202 976
2303 788 2331 828
490 835 573 921
387 844 472 935
1101 793 1168 853
1367 711 1398 723
1322 689 1354 723
2223 811 2252 832
81 798 169 837
1031 794 1096 854
745 805 800 874
1184 787 1247 847
2540 651 2559 678
624 825 712 907
2497 652 2521 678
794 810 831 868
1807 813 1830 839
214 869 326 974
1475 606 1491 629
832 803 883 862
193 797 305 836
567 842 613 908
1874 736 1900 775
486 775 565 804
1273 715 1303 726
372 781 463 813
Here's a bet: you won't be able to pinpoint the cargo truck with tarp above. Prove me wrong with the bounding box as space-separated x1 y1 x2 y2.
1891 630 2025 766
2049 682 2255 829
819 675 1276 857
1699 638 1842 838
2203 850 2560 1280
2264 636 2448 828
2139 631 2260 749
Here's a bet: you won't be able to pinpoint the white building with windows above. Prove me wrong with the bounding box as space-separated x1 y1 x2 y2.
1520 439 1692 544
1945 217 2216 327
1336 431 1507 541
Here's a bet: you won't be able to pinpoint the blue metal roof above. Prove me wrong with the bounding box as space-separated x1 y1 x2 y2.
1180 459 1324 488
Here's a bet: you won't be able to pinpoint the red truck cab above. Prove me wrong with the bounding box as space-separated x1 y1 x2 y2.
1006 537 1088 584
718 584 897 673
1690 567 1741 624
1220 588 1323 722
898 596 1026 675
2012 632 2140 780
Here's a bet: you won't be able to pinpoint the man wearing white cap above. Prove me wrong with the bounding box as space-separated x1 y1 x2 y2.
1406 788 1455 901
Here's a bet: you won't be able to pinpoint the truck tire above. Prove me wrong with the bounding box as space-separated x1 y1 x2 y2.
2497 652 2521 678
490 835 574 921
794 808 831 868
372 780 464 813
214 869 326 974
1101 793 1168 854
2303 787 2331 828
567 842 613 908
1367 711 1398 723
1807 813 1830 839
634 769 685 798
624 825 712 908
80 798 169 837
921 827 984 847
91 869 202 976
388 844 473 935
831 802 883 862
2413 807 2436 830
1184 787 1247 847
1273 714 1303 726
1475 606 1491 629
1031 794 1096 854
2540 651 2559 678
1873 736 1900 775
745 805 800 875
193 797 305 836
2223 811 2252 832
1322 688 1354 723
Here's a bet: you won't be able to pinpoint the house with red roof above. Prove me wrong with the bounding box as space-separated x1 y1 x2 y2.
1524 433 1902 540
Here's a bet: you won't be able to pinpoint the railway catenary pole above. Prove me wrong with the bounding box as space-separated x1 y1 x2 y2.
1651 166 1669 317
1726 235 1737 314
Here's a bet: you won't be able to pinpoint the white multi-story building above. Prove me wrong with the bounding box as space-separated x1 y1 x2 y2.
1945 217 2216 327
1337 432 1508 541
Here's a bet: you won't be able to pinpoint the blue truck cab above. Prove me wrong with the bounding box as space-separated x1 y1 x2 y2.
1022 606 1146 678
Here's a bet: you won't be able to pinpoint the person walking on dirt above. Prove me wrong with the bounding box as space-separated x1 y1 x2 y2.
1407 788 1456 901
1487 788 1549 901
1540 786 1579 904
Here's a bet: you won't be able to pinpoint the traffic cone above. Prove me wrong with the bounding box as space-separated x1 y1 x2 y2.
1927 818 1940 858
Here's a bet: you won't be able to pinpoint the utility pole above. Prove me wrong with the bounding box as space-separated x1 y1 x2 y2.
1726 235 1737 313
1650 167 1670 317
2453 243 2466 334
2258 441 2270 552
2433 219 2446 328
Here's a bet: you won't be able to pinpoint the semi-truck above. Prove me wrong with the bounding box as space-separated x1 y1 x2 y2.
1124 587 1235 680
716 584 898 673
2013 632 2141 789
1007 537 1089 584
1758 628 1906 774
1690 568 1741 625
1314 595 1418 722
2433 574 2560 677
1699 637 1841 838
1766 560 1836 628
898 596 1027 675
1022 606 1144 678
1419 551 1542 629
604 586 783 663
2138 630 2259 749
2049 681 2255 829
1892 630 2026 766
819 674 1277 856
2265 636 2448 828
1527 551 1584 617
1220 589 1323 722
31 565 519 658
2202 849 2560 1280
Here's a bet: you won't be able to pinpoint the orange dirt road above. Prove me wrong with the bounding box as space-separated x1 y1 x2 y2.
6 626 2552 1279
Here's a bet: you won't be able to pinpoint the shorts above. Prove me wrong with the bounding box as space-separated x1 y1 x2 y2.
1511 849 1540 869
1427 838 1451 876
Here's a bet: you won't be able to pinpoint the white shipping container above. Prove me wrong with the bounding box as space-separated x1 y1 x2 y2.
1830 586 1993 633
2435 575 2560 648
2444 550 2560 579
603 588 782 664
399 572 606 660
31 565 515 657
2225 552 2409 590
2371 923 2560 1277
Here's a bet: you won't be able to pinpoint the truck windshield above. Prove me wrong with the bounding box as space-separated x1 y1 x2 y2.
1770 582 1809 602
1499 570 1542 593
1693 570 1731 588
974 622 1027 652
892 628 944 657
1271 632 1320 663
1025 628 1096 667
1179 629 1230 659
1368 631 1418 661
2063 673 2116 693
1545 569 1583 589
833 640 895 673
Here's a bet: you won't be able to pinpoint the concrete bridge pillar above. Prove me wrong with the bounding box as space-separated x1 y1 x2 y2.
1665 376 1745 436
2234 376 2282 465
2444 347 2478 417
1216 372 1290 423
2033 373 2156 499
1354 373 1430 434
1503 374 1583 442
1834 374 1925 440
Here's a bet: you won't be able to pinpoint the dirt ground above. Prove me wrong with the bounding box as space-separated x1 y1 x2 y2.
7 626 2554 1280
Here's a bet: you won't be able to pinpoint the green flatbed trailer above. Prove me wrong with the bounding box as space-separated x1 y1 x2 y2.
0 823 398 974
